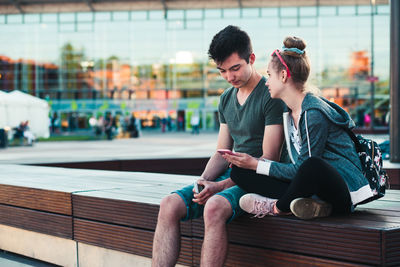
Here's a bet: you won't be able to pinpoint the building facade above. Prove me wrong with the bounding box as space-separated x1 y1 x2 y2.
0 0 390 131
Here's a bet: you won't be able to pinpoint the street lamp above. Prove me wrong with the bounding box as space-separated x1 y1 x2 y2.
370 0 376 129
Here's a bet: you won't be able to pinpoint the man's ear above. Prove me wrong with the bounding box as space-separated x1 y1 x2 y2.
249 53 256 64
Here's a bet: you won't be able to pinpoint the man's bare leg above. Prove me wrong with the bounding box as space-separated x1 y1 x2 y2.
152 193 187 267
201 195 232 267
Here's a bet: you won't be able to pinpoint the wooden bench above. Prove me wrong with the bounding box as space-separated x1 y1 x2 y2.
0 164 399 266
32 157 400 189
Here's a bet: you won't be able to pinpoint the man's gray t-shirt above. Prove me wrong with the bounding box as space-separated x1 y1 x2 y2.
218 76 285 158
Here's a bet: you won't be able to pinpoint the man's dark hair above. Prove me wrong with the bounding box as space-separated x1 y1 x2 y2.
208 25 253 64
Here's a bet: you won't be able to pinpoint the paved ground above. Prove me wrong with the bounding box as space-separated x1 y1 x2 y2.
0 131 398 168
0 132 218 165
0 250 56 267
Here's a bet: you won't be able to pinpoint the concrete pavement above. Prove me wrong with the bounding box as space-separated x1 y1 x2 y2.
0 132 218 165
0 132 397 168
0 250 55 266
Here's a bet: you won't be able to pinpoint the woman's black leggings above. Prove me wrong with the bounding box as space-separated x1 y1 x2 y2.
230 157 352 214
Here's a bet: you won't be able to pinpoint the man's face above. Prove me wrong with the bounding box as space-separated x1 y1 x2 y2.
216 52 253 89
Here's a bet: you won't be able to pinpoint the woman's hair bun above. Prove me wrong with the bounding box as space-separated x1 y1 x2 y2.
283 36 306 55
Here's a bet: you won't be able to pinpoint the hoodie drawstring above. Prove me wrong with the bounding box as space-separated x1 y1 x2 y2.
305 111 312 157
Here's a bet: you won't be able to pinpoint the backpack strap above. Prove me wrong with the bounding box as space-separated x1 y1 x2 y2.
343 127 362 153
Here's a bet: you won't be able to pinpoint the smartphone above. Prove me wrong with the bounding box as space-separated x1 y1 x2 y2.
193 181 204 194
217 149 238 156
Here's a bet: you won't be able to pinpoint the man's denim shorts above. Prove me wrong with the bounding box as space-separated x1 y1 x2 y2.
172 168 246 223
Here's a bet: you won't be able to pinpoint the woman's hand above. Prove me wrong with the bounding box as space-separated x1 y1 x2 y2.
192 179 223 205
222 152 258 170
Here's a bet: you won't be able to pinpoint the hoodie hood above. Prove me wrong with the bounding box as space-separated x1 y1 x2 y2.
301 93 355 130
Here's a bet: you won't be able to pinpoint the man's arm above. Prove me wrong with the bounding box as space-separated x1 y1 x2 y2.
200 123 232 181
261 124 284 161
192 123 234 205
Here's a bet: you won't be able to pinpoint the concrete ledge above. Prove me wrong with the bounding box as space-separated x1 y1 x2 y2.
78 242 186 267
0 223 190 267
0 224 77 267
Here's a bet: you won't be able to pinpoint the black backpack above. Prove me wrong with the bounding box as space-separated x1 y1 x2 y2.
345 129 389 205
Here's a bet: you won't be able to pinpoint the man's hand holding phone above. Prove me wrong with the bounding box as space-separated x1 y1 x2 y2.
193 181 204 194
192 179 222 205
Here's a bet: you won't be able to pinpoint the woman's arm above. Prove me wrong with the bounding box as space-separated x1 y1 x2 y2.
268 109 330 180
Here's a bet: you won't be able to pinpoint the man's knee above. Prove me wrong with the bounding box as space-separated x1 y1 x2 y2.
158 194 187 222
203 195 232 225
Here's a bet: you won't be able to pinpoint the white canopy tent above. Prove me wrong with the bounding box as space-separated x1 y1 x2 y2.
0 90 50 138
0 91 8 129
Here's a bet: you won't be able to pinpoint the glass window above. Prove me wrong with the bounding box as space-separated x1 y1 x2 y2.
186 10 203 20
112 11 130 21
377 5 389 15
357 5 372 15
280 18 298 27
77 12 93 22
301 17 317 27
167 20 184 30
41 13 58 23
24 14 40 23
0 3 390 129
339 6 356 16
242 8 260 18
300 7 317 17
223 9 240 18
168 10 184 20
319 6 337 16
186 20 203 30
59 23 75 32
77 22 93 32
149 10 164 20
280 7 297 17
59 13 75 23
261 7 278 17
131 11 148 20
205 9 222 19
7 14 23 24
95 12 111 21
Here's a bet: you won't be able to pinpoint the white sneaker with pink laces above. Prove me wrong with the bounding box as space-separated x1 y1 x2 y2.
239 193 278 218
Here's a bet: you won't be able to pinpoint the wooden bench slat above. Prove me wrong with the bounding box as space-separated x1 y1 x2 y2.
74 218 193 266
192 238 370 267
0 184 72 215
220 216 382 265
0 204 72 239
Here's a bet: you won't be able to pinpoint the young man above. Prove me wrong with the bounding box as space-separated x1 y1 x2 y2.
152 25 285 267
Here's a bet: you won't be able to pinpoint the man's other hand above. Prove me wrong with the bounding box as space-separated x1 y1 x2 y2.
192 179 222 205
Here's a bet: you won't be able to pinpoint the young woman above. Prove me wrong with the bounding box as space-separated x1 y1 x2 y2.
222 36 373 219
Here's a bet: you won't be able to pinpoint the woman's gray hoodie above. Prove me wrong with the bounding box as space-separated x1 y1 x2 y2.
269 93 373 206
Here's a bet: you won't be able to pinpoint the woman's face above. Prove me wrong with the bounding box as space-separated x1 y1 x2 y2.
265 61 283 99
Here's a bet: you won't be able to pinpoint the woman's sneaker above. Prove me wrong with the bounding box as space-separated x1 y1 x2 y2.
239 193 277 218
290 198 332 220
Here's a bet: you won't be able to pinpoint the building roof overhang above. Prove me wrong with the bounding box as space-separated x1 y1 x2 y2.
0 0 389 15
